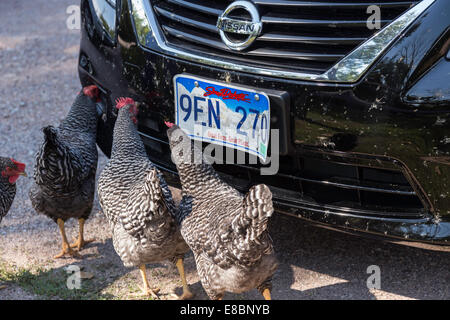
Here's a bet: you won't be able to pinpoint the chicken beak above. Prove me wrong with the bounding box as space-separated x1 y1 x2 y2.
19 171 28 177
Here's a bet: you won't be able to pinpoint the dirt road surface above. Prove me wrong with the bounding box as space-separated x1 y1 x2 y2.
0 0 448 300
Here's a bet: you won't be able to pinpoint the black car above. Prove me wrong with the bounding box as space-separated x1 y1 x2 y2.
78 0 450 244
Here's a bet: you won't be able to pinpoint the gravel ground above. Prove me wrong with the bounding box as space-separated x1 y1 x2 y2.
0 0 449 300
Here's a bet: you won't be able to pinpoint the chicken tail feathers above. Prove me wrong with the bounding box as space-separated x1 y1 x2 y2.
40 126 67 164
42 126 59 148
143 168 178 219
235 184 274 241
34 126 81 191
223 184 274 267
143 168 164 215
156 170 179 220
121 167 169 246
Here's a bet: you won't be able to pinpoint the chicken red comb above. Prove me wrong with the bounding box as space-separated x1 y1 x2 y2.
82 85 99 99
11 159 26 172
164 121 175 128
115 97 136 110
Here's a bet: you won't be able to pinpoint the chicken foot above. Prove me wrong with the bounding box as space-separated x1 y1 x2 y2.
137 264 160 299
70 218 95 251
175 258 194 300
54 218 81 259
262 288 272 300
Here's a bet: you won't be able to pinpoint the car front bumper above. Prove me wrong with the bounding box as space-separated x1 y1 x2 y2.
79 0 450 244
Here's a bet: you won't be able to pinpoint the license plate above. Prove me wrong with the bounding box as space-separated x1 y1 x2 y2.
174 74 270 161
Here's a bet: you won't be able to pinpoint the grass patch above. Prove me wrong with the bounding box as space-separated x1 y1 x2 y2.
0 261 114 300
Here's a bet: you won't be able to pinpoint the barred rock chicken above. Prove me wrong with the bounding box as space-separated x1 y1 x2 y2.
0 157 27 223
166 124 278 300
29 85 100 259
97 98 192 299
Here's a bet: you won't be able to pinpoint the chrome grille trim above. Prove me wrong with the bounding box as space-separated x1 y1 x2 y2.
259 33 366 45
154 6 218 33
154 5 368 46
162 25 345 61
260 15 391 26
130 0 436 82
166 0 222 15
252 1 417 7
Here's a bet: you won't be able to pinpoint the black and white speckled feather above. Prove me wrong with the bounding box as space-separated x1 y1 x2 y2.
0 157 18 223
167 125 278 299
29 91 99 223
97 104 189 268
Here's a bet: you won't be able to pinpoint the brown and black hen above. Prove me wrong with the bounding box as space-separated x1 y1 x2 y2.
29 85 100 259
0 157 27 223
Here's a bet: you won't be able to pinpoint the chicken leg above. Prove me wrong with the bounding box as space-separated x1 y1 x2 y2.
138 264 160 299
175 258 194 300
54 218 81 259
262 288 271 300
70 218 94 251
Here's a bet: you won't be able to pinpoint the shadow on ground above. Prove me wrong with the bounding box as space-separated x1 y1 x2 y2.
266 213 449 300
1 212 449 300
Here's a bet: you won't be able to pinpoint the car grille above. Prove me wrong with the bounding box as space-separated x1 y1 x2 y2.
214 156 426 219
151 0 419 74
